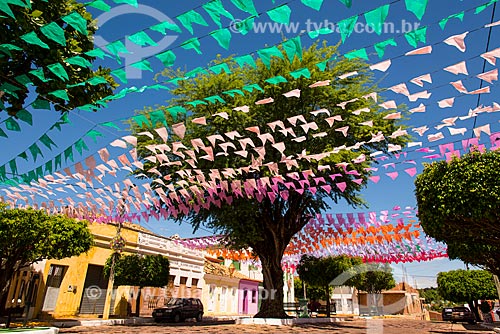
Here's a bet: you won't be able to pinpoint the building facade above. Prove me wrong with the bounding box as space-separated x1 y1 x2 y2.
4 222 204 319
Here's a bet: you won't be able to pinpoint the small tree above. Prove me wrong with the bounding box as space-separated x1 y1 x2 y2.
0 0 116 116
293 277 324 301
105 254 170 316
348 262 395 314
297 255 362 316
0 204 93 315
437 269 497 319
415 151 500 276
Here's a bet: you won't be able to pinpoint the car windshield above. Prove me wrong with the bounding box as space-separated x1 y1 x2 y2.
166 298 182 306
453 307 469 312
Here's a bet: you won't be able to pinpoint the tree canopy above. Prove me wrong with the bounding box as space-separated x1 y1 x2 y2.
104 253 170 288
0 204 93 307
297 254 363 315
104 253 170 316
415 150 500 275
437 269 497 318
133 42 406 317
349 262 396 294
0 0 116 116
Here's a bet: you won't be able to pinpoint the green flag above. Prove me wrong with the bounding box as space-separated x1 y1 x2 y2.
364 4 390 35
374 38 397 58
40 22 66 46
62 12 88 35
404 26 427 47
210 29 231 50
21 31 49 48
301 0 324 11
257 45 284 68
282 36 302 63
267 5 291 25
176 9 209 34
203 0 234 28
231 0 258 15
156 50 176 67
338 15 358 43
405 0 428 20
180 38 202 54
28 143 43 161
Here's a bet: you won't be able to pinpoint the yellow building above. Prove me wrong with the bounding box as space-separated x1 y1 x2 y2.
5 222 204 320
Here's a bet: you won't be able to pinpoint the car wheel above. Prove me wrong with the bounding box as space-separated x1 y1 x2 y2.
196 312 203 322
154 318 162 323
174 313 181 323
468 320 476 324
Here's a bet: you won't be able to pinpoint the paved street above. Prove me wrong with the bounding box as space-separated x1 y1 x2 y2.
58 318 495 334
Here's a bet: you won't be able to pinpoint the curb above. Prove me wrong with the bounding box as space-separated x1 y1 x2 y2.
52 317 154 328
236 317 352 326
479 323 500 333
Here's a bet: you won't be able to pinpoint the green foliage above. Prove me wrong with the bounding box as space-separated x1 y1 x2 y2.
293 277 324 301
133 42 406 317
415 151 500 275
349 262 396 293
0 0 116 116
104 254 170 288
0 203 93 297
437 269 497 304
297 254 363 289
418 287 458 311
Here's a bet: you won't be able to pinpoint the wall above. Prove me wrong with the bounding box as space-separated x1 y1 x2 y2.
238 280 259 315
202 274 239 315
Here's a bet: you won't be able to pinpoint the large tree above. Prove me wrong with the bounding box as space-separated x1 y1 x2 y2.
437 269 497 320
0 0 116 116
415 150 500 276
297 255 362 316
104 254 170 316
0 203 93 314
133 42 406 317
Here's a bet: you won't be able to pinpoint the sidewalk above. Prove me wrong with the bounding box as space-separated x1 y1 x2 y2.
480 321 500 333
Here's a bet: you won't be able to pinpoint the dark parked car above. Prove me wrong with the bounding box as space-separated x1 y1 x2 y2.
153 298 204 323
442 307 476 324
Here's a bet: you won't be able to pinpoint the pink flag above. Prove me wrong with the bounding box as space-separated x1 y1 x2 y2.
450 80 468 93
444 61 468 75
444 32 468 52
438 97 455 108
410 74 432 87
255 97 274 105
172 123 186 139
480 48 500 65
405 46 432 56
477 69 498 84
369 60 391 72
336 182 347 192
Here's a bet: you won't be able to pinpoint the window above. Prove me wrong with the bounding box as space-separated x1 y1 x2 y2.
251 290 257 303
192 278 199 288
231 260 241 271
180 277 187 285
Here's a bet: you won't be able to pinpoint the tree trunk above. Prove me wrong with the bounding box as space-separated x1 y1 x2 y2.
254 252 288 318
135 287 142 317
469 300 480 321
325 285 331 318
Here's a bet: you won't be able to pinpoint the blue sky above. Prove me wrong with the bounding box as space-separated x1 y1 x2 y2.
2 0 499 287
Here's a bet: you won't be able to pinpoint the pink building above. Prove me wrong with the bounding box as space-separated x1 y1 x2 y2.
238 279 260 315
